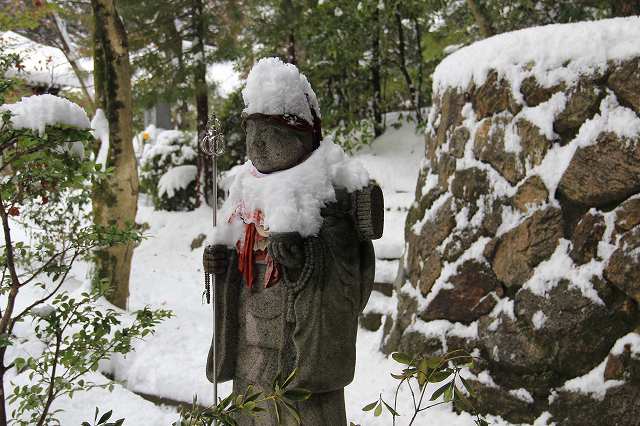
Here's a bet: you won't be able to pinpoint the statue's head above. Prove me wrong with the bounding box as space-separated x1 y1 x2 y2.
242 58 322 174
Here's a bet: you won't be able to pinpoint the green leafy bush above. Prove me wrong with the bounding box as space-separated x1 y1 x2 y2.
0 48 170 426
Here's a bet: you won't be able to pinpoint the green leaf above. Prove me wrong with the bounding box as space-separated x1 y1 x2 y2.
381 399 399 416
283 388 311 401
429 370 453 383
362 401 378 412
430 382 451 401
98 409 113 424
374 403 383 417
460 376 475 397
444 384 454 402
245 390 262 403
282 399 302 425
425 356 443 369
392 352 412 365
417 358 429 389
272 372 282 390
13 357 25 371
282 368 297 389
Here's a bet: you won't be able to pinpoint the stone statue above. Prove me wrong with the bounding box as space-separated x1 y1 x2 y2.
203 58 383 425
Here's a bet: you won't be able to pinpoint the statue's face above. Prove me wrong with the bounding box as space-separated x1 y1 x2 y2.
244 117 315 173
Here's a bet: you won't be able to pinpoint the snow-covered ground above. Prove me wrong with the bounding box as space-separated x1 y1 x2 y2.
355 113 424 262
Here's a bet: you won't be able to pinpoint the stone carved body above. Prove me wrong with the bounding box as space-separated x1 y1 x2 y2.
205 115 381 425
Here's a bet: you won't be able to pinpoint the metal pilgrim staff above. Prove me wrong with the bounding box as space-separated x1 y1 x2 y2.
199 113 225 422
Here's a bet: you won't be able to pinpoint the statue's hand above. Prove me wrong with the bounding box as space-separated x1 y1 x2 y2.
203 244 229 275
268 233 304 270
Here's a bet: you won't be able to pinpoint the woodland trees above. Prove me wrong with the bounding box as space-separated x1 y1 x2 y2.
119 0 242 206
0 0 626 315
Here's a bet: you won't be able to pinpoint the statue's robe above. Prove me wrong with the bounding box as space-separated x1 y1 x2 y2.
207 189 375 425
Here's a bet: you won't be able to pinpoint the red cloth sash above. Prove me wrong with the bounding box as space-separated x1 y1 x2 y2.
236 217 281 289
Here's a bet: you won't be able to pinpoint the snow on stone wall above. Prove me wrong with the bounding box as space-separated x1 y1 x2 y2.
382 17 640 425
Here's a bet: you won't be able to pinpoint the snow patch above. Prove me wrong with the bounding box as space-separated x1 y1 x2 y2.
212 140 369 245
521 239 604 305
433 17 640 95
242 57 320 124
412 193 451 235
533 412 555 426
158 165 197 198
405 318 478 352
527 85 640 202
476 370 499 388
532 310 547 330
91 109 109 171
375 259 398 283
509 388 534 404
420 237 490 312
560 358 623 400
610 332 640 357
1 94 90 135
518 92 566 140
363 291 396 316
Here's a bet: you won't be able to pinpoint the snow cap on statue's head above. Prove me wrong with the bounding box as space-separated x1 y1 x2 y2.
242 57 321 125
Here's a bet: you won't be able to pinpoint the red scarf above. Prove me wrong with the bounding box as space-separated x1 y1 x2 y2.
236 221 281 289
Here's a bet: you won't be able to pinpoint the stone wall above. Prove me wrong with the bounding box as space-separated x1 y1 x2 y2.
382 20 640 425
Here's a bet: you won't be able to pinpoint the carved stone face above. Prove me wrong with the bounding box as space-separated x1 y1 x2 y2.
245 117 315 173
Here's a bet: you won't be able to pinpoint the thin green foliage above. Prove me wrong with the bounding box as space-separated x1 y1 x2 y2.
360 349 488 426
82 407 125 426
174 369 311 426
0 47 171 426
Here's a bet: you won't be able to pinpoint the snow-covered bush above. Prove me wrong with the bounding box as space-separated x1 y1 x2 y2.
0 51 170 425
139 128 198 211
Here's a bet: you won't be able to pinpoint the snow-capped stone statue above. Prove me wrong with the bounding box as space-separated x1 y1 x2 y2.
203 57 383 425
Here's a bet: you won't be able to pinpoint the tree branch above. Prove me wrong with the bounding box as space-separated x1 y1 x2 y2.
11 251 80 329
465 0 495 38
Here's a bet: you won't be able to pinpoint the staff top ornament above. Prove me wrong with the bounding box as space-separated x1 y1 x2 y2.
199 113 225 157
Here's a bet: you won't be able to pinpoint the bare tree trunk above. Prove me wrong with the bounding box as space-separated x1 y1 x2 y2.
286 31 297 65
192 0 213 206
394 5 421 123
371 6 384 137
91 0 139 309
51 13 95 112
0 190 23 426
282 0 297 65
0 349 6 426
414 17 425 116
612 0 640 16
466 0 495 38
